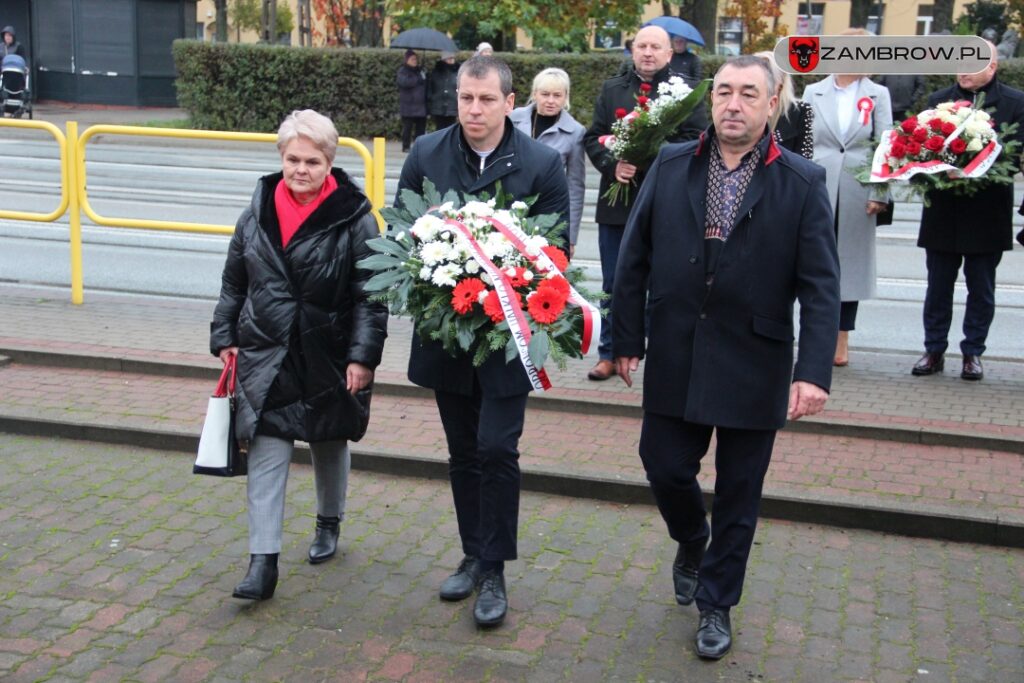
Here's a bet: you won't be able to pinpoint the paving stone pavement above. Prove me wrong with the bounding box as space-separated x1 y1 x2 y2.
1 434 1022 682
1 361 1023 532
2 284 1024 444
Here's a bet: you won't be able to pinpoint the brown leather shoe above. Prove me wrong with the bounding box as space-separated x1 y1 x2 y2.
587 359 617 381
961 354 983 381
911 352 944 376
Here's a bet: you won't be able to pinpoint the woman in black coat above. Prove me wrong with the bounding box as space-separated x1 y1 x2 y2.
756 51 814 159
210 109 388 600
397 49 427 152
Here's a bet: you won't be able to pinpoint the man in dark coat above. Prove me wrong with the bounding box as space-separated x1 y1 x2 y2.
669 35 703 87
396 49 427 152
875 73 926 121
613 56 840 659
911 49 1024 381
583 24 708 381
395 56 569 628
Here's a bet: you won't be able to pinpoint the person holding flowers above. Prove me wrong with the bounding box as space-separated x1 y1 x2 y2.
582 24 707 381
393 55 569 627
803 30 892 367
910 44 1024 381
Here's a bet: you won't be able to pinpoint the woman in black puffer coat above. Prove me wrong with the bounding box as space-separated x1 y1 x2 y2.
210 109 388 601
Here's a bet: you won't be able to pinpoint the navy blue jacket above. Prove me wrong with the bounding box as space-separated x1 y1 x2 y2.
613 131 840 430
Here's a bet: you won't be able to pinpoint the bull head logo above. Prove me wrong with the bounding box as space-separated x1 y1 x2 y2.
789 37 820 73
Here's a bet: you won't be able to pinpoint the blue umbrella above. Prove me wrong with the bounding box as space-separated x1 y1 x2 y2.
644 16 705 47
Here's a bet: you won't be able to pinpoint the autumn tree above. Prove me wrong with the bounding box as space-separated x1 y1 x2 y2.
388 0 648 53
312 0 385 47
724 0 788 53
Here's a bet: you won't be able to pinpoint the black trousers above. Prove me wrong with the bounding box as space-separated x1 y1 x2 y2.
434 388 529 562
923 249 1002 356
401 116 426 151
639 412 776 611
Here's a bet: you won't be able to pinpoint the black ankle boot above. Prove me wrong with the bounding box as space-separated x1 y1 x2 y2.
232 553 278 600
308 515 340 564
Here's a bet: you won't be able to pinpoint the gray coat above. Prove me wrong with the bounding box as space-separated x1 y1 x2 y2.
803 76 892 302
509 105 586 245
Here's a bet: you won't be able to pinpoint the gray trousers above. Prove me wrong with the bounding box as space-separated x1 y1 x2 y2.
247 434 351 554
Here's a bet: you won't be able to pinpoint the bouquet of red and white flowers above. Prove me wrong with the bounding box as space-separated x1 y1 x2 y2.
359 180 600 391
864 96 1020 200
598 75 710 206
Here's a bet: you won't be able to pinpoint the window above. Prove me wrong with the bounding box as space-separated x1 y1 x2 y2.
917 5 933 36
796 3 825 35
866 3 885 34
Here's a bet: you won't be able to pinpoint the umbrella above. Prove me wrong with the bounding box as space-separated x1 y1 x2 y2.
643 16 705 47
390 28 457 52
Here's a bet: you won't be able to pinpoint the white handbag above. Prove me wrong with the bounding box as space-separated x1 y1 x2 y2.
194 355 247 477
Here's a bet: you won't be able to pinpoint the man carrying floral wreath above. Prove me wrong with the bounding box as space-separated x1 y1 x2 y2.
911 44 1024 381
393 55 569 627
613 55 840 659
582 24 708 381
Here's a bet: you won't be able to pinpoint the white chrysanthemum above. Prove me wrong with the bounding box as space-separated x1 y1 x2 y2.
522 269 534 282
430 264 460 288
420 241 450 266
419 266 433 281
936 102 955 112
480 273 492 285
511 200 528 213
975 110 992 122
483 233 513 260
966 137 984 153
523 234 547 256
437 201 455 215
464 259 481 274
965 120 991 138
492 209 517 227
410 214 445 241
461 200 493 218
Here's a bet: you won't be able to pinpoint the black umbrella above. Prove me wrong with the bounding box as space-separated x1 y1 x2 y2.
390 27 458 52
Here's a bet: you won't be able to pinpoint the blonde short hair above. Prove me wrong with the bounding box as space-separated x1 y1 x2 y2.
529 68 572 111
754 51 794 129
276 109 338 164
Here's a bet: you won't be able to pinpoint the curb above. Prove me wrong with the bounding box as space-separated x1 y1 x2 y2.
1 415 1021 549
4 347 1023 455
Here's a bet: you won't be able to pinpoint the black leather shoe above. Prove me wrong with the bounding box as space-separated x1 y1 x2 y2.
232 553 278 600
673 538 706 606
695 608 732 659
439 556 481 601
961 354 984 381
308 515 340 564
473 570 507 626
911 352 945 376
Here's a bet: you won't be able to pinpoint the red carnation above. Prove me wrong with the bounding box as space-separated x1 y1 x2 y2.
889 142 908 159
928 118 944 132
527 287 567 324
639 82 652 93
504 266 532 288
950 138 967 154
450 278 486 315
905 141 922 156
541 245 569 272
482 289 520 323
615 107 628 119
539 275 571 298
637 96 650 108
900 117 918 134
912 127 929 143
924 135 945 152
940 121 956 136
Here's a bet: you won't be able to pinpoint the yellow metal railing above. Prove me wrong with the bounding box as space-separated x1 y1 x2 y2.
0 119 386 304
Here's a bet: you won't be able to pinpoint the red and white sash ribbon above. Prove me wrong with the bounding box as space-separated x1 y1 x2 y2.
857 97 874 126
484 216 602 356
444 218 552 392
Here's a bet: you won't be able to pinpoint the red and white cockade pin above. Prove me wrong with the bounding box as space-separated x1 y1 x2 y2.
857 97 874 126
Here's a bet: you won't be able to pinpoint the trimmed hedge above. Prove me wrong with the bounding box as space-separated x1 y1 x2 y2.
172 40 1024 136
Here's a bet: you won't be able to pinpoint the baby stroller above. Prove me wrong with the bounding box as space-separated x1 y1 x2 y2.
1 54 32 119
